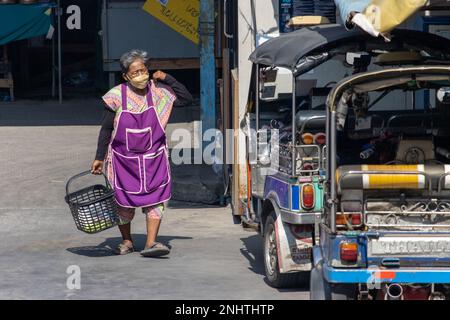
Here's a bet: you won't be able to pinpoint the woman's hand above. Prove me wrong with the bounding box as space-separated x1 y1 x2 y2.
91 160 104 175
152 70 167 82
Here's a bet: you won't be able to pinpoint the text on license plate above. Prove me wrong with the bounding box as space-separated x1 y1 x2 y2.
369 237 450 256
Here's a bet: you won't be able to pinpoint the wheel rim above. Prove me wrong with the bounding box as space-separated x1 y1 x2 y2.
265 224 278 276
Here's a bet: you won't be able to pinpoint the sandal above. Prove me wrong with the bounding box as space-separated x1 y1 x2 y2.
140 242 170 258
114 243 135 255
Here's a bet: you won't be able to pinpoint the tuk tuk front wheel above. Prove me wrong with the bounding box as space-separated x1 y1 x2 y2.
263 211 309 288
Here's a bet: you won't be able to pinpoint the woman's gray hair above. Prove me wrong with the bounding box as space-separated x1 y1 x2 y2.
119 49 149 74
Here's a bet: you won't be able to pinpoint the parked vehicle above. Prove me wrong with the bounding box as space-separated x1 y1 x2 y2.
311 66 450 300
246 24 450 289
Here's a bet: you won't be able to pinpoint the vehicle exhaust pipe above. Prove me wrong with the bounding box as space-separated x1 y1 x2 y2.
429 292 446 300
385 284 404 300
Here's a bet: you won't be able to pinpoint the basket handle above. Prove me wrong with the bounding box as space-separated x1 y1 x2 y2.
65 170 112 198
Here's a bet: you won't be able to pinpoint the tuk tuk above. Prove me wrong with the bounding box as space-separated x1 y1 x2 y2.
310 66 450 300
246 24 450 289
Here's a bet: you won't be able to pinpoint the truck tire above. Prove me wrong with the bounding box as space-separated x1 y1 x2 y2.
263 211 309 288
310 262 357 300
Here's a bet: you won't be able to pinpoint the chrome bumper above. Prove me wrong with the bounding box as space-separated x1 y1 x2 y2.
280 209 321 225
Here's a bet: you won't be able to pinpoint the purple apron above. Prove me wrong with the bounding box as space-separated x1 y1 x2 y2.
110 83 171 208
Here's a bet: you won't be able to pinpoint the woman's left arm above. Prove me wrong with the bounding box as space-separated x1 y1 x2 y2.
155 72 193 107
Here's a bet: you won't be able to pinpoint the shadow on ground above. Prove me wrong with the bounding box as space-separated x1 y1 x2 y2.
66 234 193 258
167 200 226 210
0 100 199 126
240 234 265 276
240 234 310 292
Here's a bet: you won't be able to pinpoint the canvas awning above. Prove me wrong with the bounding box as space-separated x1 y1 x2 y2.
0 2 64 104
0 3 53 46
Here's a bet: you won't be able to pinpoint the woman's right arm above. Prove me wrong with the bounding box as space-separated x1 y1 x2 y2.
92 107 115 174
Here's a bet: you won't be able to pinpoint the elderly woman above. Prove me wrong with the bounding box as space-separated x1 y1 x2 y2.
91 49 192 257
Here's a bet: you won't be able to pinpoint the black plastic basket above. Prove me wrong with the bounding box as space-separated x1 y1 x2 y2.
65 171 120 234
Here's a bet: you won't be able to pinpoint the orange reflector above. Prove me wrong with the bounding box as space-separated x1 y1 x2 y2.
301 184 315 209
340 242 358 263
336 214 348 225
375 271 397 280
302 133 314 145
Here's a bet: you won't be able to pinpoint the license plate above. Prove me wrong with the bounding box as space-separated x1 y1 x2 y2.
368 237 450 256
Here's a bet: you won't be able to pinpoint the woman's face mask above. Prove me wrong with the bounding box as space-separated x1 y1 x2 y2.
126 72 150 90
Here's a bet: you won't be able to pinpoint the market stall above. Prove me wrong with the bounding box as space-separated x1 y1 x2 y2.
0 1 61 102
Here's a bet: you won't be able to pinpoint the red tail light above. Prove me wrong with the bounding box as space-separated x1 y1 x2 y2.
302 162 314 171
314 133 326 145
340 242 358 263
301 184 315 209
351 214 362 226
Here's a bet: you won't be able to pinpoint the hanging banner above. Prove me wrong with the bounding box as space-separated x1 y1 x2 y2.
142 0 200 45
0 3 52 46
335 0 427 38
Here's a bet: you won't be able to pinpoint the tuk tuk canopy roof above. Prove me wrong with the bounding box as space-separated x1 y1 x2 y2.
327 66 450 111
249 25 450 72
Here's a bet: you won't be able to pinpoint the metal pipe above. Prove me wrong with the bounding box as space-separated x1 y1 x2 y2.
429 292 446 300
51 9 55 98
255 64 260 134
223 0 233 39
298 115 326 135
326 106 331 178
330 111 337 233
199 0 216 144
292 75 296 176
57 0 62 104
385 284 404 300
325 103 332 227
254 64 260 166
250 0 257 45
102 0 109 62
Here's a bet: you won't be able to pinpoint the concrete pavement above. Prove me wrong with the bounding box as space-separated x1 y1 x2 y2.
0 99 308 300
0 204 309 300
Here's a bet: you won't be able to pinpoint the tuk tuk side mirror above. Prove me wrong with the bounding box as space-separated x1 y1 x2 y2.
259 68 278 101
437 87 450 104
259 67 293 101
261 68 278 83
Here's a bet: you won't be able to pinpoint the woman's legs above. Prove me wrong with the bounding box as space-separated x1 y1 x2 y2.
117 207 136 247
143 204 164 249
145 217 161 248
118 223 133 245
115 204 166 255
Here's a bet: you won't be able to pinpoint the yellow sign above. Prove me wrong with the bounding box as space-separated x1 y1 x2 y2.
143 0 200 45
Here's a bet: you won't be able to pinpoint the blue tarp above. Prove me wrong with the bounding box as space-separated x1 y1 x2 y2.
0 3 53 46
334 0 369 22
